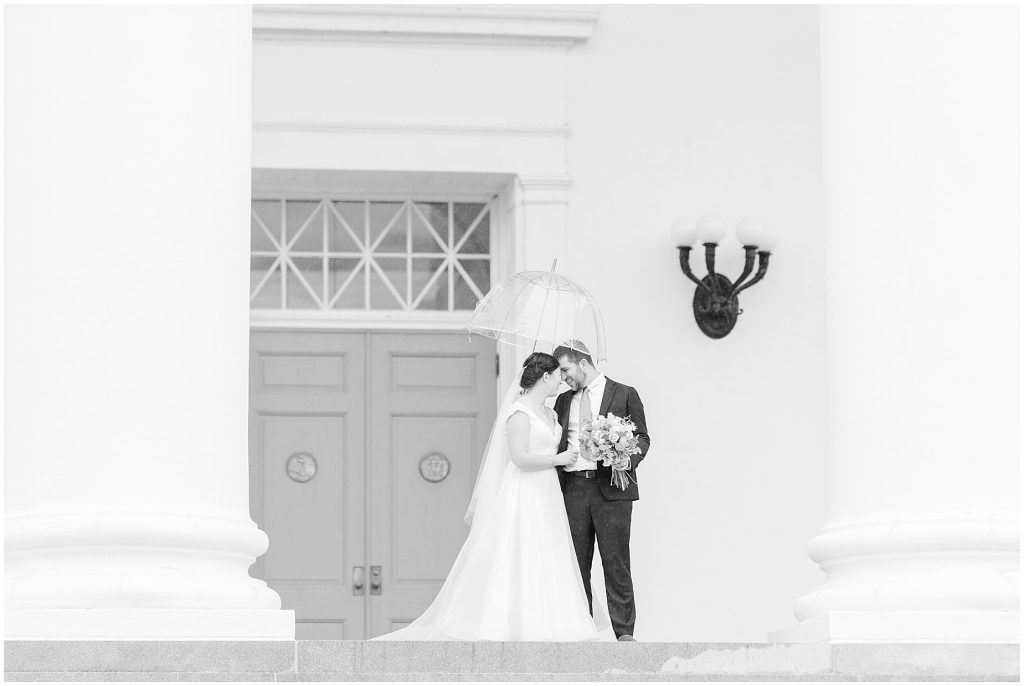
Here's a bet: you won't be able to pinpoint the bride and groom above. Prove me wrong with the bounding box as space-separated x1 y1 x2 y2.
376 341 650 642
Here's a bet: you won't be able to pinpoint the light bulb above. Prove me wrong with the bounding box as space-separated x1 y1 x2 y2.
670 217 698 247
696 214 727 244
735 216 766 248
757 225 779 253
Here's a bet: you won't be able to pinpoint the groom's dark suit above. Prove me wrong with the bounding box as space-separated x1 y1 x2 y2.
555 377 650 639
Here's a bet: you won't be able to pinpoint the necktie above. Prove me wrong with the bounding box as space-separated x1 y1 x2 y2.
579 387 592 462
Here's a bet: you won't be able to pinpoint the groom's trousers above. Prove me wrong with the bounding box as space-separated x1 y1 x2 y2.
563 472 635 638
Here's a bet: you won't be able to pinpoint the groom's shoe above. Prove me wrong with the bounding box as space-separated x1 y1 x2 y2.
617 635 637 642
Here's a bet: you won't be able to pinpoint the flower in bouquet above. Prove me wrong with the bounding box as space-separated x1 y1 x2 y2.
580 412 642 491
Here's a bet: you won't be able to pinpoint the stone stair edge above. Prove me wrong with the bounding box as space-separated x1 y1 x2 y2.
4 641 1019 679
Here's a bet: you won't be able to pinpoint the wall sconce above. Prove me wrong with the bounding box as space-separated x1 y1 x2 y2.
671 214 777 339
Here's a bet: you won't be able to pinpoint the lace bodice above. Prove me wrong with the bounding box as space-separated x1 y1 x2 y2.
509 401 560 456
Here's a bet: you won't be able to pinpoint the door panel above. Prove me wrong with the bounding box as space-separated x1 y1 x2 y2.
259 414 345 581
249 332 367 639
391 415 479 581
367 333 497 637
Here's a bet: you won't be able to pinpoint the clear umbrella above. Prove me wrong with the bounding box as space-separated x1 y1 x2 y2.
466 261 607 362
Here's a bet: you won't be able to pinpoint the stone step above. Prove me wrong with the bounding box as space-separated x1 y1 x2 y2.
4 640 1019 681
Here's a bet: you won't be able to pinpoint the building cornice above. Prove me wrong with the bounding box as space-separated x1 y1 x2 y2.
254 121 569 138
253 5 599 46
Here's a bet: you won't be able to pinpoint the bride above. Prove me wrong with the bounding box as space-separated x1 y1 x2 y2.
375 352 612 641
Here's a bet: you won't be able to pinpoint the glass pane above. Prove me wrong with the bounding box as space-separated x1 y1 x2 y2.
328 202 363 253
285 200 320 250
453 269 478 311
290 257 323 305
251 258 283 309
456 207 489 254
412 258 448 311
411 203 445 252
453 203 487 253
329 258 365 309
373 203 408 254
368 202 403 251
251 207 278 251
369 265 403 310
375 257 408 306
292 206 324 252
286 262 320 309
252 200 282 246
459 259 490 298
415 202 449 250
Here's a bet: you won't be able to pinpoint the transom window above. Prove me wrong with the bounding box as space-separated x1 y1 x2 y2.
250 198 492 311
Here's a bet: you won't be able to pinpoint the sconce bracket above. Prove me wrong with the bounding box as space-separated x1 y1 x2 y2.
693 273 740 339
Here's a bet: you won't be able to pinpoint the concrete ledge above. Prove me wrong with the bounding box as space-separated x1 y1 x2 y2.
5 672 1019 683
770 611 1020 643
5 641 296 673
4 640 1019 681
5 610 296 640
835 643 1020 678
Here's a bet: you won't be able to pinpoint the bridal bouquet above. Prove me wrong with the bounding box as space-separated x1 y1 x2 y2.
580 412 642 491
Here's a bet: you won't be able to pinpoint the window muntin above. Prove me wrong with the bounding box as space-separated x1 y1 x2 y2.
250 198 491 312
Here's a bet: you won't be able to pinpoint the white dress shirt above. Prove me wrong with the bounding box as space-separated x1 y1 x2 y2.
564 373 606 472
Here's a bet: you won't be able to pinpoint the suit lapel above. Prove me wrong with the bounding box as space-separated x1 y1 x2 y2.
599 378 617 417
555 391 572 452
556 391 571 432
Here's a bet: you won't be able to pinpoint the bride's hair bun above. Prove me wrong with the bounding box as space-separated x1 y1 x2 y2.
520 352 559 391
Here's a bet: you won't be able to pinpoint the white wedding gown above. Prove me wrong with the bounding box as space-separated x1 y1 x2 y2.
375 400 612 641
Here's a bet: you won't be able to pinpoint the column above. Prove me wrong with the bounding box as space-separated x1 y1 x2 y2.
5 6 294 639
773 5 1019 642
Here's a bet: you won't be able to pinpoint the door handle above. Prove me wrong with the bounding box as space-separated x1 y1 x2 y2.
370 565 382 595
352 566 365 596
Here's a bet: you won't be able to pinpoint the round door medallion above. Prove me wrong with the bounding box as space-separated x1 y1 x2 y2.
286 452 318 483
419 452 450 483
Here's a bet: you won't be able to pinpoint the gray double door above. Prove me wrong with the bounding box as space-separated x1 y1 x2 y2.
248 330 497 638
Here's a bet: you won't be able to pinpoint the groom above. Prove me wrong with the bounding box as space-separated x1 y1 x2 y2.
553 340 650 642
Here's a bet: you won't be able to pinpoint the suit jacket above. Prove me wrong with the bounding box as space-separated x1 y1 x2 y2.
554 377 650 501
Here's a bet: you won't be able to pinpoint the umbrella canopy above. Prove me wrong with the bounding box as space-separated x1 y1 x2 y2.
466 267 607 362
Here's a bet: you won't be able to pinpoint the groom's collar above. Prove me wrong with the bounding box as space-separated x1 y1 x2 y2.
581 373 606 395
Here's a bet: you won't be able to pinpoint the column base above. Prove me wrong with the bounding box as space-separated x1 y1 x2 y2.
5 609 296 640
769 611 1020 643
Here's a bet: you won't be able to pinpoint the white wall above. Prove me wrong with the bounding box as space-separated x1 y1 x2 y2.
251 5 828 641
561 5 827 641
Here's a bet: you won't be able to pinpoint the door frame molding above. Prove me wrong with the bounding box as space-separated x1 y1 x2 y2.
250 311 475 331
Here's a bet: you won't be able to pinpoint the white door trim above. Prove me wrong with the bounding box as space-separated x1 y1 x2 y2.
249 311 476 332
